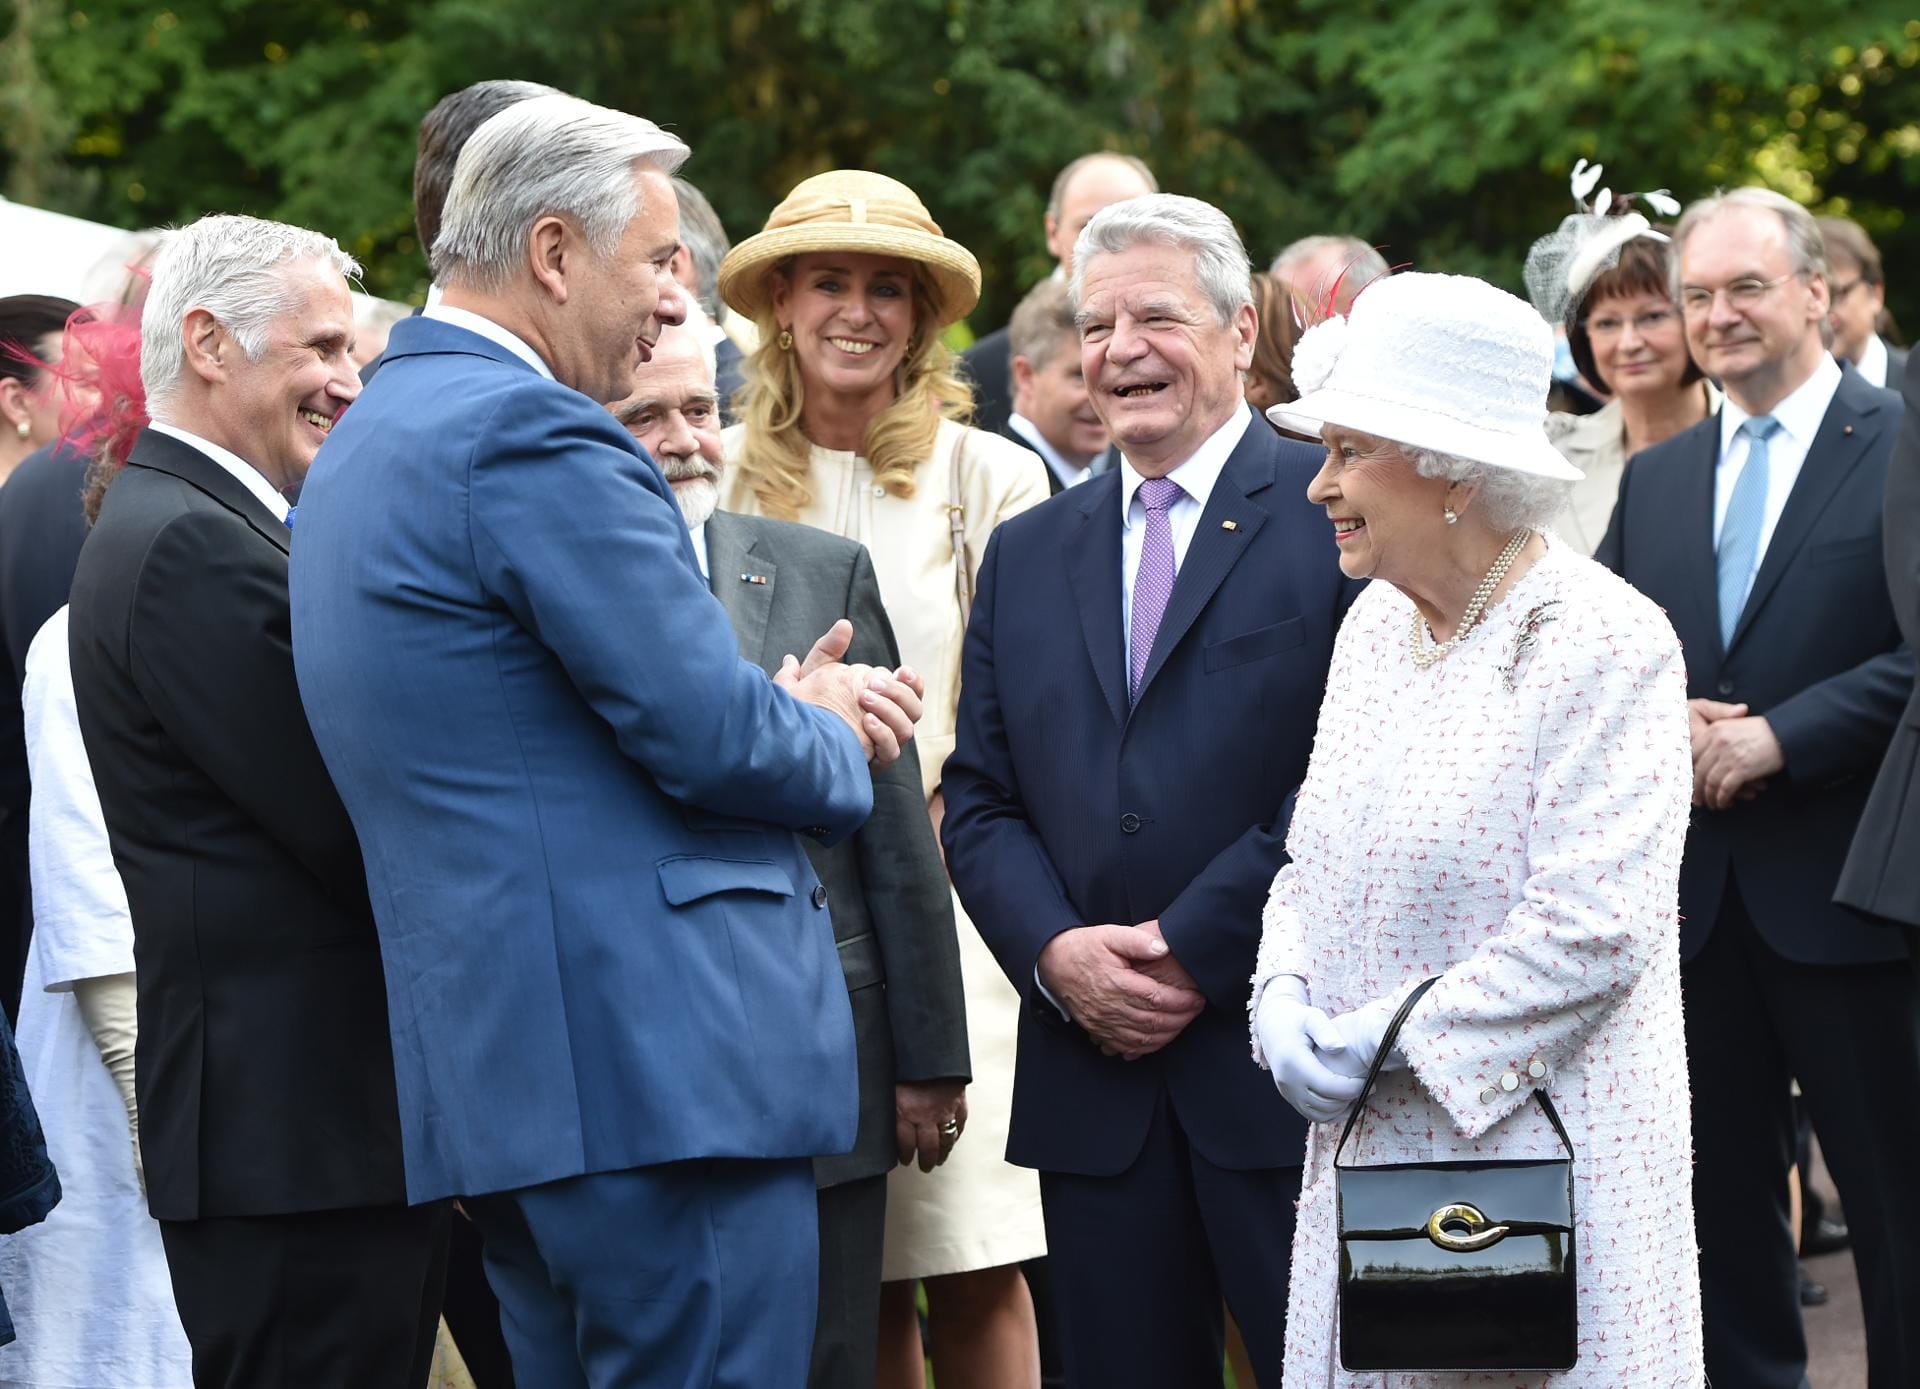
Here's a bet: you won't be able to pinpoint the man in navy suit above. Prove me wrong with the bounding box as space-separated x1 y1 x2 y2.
943 194 1361 1387
1596 187 1918 1389
289 96 925 1389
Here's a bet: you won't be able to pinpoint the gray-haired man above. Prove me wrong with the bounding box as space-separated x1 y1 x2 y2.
68 213 451 1389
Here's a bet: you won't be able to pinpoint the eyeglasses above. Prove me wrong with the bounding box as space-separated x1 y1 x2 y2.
1584 307 1680 340
1828 278 1866 303
1678 274 1797 316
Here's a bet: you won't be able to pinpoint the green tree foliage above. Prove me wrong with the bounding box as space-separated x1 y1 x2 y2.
5 0 1917 335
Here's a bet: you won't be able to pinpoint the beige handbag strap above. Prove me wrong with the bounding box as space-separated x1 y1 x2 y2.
948 428 973 622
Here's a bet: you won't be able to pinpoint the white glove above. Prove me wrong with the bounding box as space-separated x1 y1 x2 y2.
1254 977 1367 1124
1316 992 1409 1080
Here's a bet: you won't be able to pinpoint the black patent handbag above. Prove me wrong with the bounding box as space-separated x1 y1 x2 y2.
1334 976 1578 1373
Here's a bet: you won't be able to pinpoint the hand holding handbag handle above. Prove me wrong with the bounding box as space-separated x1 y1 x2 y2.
1333 976 1574 1167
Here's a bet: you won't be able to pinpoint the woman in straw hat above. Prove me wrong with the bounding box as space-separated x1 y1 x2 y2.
1249 272 1702 1385
718 170 1048 1389
1525 168 1717 554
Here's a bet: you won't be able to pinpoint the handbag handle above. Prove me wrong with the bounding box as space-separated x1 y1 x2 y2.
949 428 973 623
1332 975 1574 1167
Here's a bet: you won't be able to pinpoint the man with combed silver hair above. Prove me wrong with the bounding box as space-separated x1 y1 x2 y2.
943 190 1361 1385
1599 185 1919 1389
68 213 454 1389
289 93 929 1387
609 305 970 1389
1270 233 1390 315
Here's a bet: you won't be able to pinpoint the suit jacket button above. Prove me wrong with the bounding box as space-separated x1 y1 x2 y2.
1120 812 1141 834
1716 678 1734 696
811 884 829 909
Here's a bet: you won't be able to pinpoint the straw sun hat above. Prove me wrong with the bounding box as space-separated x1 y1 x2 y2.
717 170 982 330
1265 272 1583 482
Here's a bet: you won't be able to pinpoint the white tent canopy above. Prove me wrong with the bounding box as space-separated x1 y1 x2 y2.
1 195 407 324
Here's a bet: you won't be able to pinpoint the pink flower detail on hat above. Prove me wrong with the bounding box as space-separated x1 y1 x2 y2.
1290 315 1348 398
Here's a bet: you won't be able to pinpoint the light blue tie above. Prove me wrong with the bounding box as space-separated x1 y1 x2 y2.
1717 415 1779 647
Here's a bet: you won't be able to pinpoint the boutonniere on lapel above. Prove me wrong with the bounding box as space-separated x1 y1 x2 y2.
1503 600 1563 694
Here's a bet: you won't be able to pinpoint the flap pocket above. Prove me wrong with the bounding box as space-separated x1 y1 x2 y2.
1204 616 1305 673
657 856 795 906
1803 535 1879 567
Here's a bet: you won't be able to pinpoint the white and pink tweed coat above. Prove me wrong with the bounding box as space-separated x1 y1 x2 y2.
1252 540 1705 1388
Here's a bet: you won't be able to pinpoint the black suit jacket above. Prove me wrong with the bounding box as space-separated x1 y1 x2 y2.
67 428 408 1220
943 417 1362 1176
1838 347 1920 925
960 325 1014 438
703 511 969 1187
1595 368 1913 964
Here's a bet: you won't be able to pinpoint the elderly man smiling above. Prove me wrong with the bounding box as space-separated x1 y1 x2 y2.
67 214 450 1389
941 194 1361 1387
609 307 969 1389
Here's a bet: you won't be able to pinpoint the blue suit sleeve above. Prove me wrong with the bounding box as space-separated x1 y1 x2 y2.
941 528 1082 996
469 384 871 841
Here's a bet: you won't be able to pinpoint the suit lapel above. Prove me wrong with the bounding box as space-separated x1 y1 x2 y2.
1679 417 1724 659
1729 374 1889 652
128 428 290 554
703 513 777 665
1064 475 1128 727
1131 431 1272 708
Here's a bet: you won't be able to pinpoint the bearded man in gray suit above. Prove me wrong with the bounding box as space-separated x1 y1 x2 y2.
609 310 971 1389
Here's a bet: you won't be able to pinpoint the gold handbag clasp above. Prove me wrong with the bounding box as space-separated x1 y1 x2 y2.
1426 1202 1510 1252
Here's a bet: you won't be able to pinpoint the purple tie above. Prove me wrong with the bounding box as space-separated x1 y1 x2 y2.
1130 476 1183 701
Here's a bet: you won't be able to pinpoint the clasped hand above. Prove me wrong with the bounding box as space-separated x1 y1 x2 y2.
1255 982 1404 1124
1037 921 1205 1061
1687 699 1783 810
774 619 925 769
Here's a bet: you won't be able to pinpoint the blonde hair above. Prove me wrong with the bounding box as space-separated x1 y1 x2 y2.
729 259 974 520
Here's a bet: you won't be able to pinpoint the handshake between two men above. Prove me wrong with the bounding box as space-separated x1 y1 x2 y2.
774 617 924 769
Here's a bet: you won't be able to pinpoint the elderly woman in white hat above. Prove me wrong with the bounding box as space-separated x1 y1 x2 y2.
1250 272 1704 1385
718 171 1049 1389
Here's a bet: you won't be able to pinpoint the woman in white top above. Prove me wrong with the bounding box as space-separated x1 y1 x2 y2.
0 605 191 1389
1525 178 1716 553
1251 273 1703 1385
719 169 1049 1389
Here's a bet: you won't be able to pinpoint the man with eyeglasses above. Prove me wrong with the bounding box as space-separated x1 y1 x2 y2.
1819 216 1908 389
1597 187 1917 1389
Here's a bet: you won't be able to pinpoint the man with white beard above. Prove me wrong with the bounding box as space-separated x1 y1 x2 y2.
606 309 970 1389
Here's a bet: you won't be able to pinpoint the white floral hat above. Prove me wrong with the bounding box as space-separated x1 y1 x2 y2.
1265 271 1583 482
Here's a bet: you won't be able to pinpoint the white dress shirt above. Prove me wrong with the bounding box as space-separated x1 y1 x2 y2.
145 421 289 523
1713 355 1842 592
421 303 554 380
688 520 710 581
1858 333 1891 389
1008 413 1092 491
1119 404 1251 635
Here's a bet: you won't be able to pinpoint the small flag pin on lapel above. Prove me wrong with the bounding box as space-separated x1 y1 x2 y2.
1221 519 1239 531
740 573 769 585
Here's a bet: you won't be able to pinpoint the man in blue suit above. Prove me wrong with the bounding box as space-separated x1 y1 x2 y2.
1596 188 1917 1389
289 95 925 1389
942 195 1361 1387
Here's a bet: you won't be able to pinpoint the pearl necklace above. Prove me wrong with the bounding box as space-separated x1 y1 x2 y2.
1409 528 1532 669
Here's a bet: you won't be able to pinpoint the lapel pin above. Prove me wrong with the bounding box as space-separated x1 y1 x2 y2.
1221 519 1239 531
740 573 769 585
1843 425 1854 436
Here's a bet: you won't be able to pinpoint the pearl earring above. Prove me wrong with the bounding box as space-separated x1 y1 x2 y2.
1443 505 1458 526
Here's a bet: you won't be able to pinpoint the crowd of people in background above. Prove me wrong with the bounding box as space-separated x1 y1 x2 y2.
0 73 1912 1389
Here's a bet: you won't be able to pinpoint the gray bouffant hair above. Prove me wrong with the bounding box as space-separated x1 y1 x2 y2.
1408 447 1571 533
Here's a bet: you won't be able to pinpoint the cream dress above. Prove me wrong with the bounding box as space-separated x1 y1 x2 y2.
1252 541 1705 1387
721 417 1052 1278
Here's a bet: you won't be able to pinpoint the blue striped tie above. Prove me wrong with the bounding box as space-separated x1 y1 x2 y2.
1717 415 1779 647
